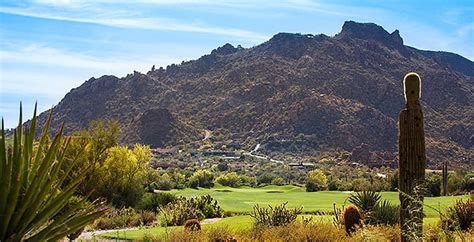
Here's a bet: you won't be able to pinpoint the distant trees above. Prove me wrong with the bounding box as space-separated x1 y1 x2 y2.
306 169 328 192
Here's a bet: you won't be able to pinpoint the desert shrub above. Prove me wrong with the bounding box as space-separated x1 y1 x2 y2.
241 222 347 241
159 195 223 226
369 200 400 225
306 169 328 192
153 173 173 190
447 172 464 195
425 174 441 197
140 211 156 226
348 191 381 216
189 170 214 188
217 162 229 171
216 172 241 187
138 192 177 212
343 205 362 235
184 219 201 231
352 178 371 191
327 177 339 191
92 207 141 230
204 225 234 241
461 173 474 192
251 202 302 227
441 199 473 231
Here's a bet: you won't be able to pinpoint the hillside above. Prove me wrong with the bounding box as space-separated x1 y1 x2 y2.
32 21 473 168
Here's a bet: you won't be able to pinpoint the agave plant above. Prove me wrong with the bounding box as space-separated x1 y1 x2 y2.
348 190 381 215
369 200 400 225
0 104 106 241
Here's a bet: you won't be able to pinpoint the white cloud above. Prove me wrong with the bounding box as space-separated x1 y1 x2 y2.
0 6 269 42
0 44 181 95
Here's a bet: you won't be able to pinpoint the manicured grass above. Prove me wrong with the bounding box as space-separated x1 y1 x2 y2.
101 216 253 240
169 185 469 217
101 215 443 240
100 186 469 240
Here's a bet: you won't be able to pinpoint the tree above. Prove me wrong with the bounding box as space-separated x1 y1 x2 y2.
62 120 121 197
306 169 328 192
96 144 152 207
189 170 214 188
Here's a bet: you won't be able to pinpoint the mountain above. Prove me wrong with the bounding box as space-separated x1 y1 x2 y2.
32 21 473 168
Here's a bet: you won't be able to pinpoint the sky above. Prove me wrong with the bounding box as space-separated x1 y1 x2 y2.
0 0 473 128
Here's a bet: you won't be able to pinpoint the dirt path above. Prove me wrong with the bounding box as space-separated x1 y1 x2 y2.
78 218 222 240
79 228 138 241
201 217 223 224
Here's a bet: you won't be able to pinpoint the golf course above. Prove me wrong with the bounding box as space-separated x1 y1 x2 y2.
100 185 470 240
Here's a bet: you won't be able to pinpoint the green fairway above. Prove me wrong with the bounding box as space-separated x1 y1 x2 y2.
168 185 469 218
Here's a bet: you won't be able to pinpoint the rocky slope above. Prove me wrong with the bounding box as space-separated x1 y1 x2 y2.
32 21 473 168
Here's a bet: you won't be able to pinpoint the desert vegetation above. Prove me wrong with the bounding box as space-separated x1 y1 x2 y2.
1 104 472 241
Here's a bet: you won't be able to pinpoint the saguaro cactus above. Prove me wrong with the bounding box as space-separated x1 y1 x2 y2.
442 161 448 196
398 72 426 241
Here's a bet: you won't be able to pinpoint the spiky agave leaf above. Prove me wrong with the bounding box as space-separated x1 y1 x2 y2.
0 103 106 241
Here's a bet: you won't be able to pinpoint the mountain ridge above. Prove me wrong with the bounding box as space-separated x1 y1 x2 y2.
30 21 473 169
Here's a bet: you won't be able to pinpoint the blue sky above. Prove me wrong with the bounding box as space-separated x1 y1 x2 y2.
1 0 473 128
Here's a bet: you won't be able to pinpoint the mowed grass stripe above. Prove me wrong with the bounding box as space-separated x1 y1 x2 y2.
168 185 469 217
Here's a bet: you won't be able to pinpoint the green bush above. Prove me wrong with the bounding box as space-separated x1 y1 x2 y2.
216 172 241 187
251 202 302 227
425 174 441 197
306 169 327 192
138 192 177 212
189 170 214 188
159 195 223 226
351 178 371 191
240 175 257 187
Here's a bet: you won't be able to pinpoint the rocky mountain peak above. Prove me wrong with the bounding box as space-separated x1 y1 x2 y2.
339 20 403 47
211 43 239 55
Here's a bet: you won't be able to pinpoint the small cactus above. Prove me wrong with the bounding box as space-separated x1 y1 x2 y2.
442 161 448 196
398 72 426 241
343 205 362 235
184 219 201 231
